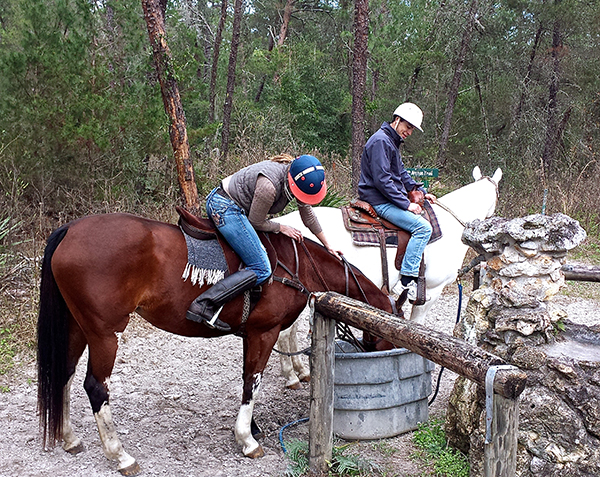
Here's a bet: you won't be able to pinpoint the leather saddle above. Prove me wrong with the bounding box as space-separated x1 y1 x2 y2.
340 192 430 304
342 189 430 271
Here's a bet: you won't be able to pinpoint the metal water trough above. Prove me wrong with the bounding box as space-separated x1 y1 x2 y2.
333 340 435 440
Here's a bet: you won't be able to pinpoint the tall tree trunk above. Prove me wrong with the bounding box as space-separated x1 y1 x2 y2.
209 0 228 122
437 0 478 168
277 0 295 46
220 0 244 160
141 0 199 214
255 0 295 103
512 24 544 136
474 70 491 160
351 0 369 194
541 13 564 175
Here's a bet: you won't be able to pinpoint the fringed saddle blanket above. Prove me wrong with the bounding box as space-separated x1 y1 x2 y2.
181 229 228 287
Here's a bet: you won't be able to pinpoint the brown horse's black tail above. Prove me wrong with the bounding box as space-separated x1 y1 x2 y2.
37 224 70 447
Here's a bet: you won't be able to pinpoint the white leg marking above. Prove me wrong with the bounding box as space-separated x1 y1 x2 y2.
278 328 300 388
235 373 263 456
235 401 260 456
61 374 82 452
94 403 137 472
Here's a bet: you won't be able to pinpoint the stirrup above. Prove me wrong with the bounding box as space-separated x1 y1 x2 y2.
204 306 228 330
186 306 231 332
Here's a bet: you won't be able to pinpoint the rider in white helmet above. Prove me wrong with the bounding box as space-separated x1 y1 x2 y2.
357 102 435 302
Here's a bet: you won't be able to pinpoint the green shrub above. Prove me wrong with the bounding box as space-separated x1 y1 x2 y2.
283 439 382 477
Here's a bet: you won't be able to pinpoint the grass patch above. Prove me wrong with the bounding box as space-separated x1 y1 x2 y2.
370 439 399 457
0 327 17 375
568 236 600 265
411 418 469 477
561 280 600 300
283 439 383 477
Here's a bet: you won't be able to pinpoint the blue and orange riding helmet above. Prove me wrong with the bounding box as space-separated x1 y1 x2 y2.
287 155 327 205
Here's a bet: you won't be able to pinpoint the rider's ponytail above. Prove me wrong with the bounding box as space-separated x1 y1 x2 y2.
270 153 294 164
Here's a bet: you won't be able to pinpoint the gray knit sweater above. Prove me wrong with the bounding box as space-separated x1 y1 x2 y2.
224 160 322 235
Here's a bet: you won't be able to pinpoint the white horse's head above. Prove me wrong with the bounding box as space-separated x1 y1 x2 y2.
472 166 502 219
438 167 502 224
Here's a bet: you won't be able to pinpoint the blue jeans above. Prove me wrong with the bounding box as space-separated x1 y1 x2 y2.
206 188 272 285
373 202 432 277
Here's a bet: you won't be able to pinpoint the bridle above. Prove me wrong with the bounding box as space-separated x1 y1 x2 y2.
267 235 369 302
267 235 399 353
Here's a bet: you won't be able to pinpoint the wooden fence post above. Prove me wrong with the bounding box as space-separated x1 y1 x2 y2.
308 311 336 475
484 392 519 477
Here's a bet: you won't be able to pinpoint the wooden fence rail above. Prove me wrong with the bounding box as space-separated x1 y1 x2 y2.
308 292 527 477
561 264 600 282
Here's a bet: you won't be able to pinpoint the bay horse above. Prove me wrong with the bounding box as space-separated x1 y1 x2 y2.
275 166 502 387
37 213 395 475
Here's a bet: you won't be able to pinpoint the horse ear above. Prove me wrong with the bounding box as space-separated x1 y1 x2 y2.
472 166 482 181
492 168 503 184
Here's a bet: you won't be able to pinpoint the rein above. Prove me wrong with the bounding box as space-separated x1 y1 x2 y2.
433 175 499 227
269 236 375 356
299 241 330 291
433 199 467 227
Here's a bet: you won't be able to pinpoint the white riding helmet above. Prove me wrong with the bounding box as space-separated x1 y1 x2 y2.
393 103 423 132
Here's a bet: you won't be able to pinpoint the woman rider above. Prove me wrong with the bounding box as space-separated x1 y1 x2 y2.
186 154 340 331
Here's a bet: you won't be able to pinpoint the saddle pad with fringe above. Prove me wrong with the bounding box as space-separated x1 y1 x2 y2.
181 228 228 287
348 200 443 247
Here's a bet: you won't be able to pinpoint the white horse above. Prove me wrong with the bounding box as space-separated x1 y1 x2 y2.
274 166 502 388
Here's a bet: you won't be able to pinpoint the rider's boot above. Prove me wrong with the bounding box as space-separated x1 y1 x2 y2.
186 269 258 332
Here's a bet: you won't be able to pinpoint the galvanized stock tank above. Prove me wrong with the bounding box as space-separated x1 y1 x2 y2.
333 341 434 440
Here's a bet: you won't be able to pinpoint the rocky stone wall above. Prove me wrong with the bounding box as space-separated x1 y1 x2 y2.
445 214 600 476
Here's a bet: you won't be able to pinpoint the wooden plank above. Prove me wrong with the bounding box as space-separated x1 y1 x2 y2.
313 292 527 399
308 311 336 476
562 264 600 282
484 393 519 477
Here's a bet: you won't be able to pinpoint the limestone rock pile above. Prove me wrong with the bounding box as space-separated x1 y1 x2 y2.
445 213 600 477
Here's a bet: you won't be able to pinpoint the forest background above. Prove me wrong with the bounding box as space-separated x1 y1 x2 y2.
1 0 599 369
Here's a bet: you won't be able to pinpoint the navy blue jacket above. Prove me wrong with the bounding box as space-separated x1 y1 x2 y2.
358 122 423 210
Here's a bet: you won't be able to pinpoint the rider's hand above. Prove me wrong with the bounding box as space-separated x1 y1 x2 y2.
326 246 343 260
279 224 303 241
425 193 436 203
408 202 422 215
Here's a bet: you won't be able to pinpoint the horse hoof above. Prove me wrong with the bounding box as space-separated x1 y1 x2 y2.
246 446 265 459
287 382 301 390
64 442 85 455
299 375 310 383
118 462 141 476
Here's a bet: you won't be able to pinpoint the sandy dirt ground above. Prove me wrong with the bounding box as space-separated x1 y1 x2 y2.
1 289 597 477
